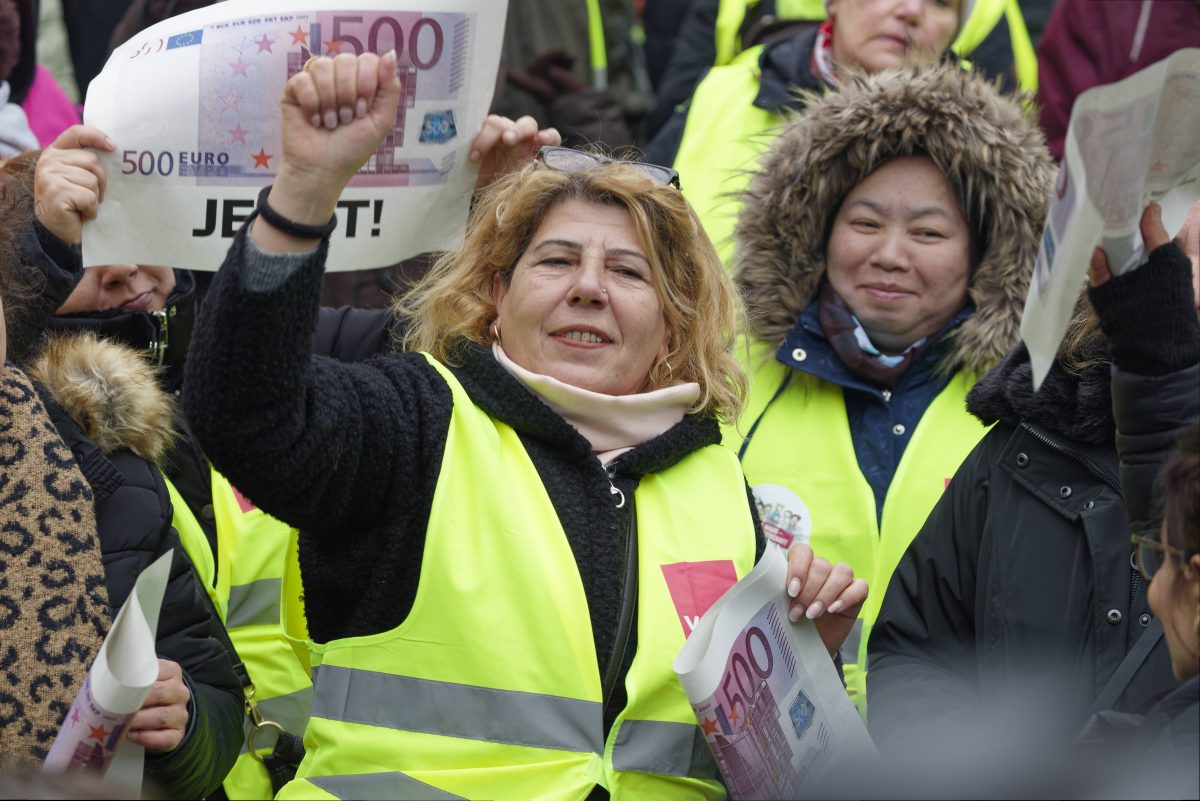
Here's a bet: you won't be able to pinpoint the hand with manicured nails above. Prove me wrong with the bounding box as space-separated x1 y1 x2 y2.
34 125 115 246
126 658 190 753
469 114 560 192
785 543 869 657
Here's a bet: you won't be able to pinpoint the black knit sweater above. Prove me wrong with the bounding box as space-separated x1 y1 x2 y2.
183 226 764 731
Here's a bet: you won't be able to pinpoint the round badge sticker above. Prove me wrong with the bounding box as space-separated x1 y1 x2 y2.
751 484 812 550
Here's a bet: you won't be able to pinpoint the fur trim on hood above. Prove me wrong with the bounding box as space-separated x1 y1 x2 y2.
734 64 1054 377
28 332 176 464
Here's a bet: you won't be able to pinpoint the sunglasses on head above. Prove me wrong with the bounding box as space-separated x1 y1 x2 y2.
534 146 682 190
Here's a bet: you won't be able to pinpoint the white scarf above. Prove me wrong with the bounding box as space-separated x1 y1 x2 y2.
493 343 700 466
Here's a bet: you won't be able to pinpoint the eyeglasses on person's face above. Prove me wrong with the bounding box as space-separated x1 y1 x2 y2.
534 146 682 190
1132 533 1191 580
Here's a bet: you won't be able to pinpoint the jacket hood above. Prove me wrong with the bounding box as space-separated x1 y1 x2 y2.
734 64 1054 376
28 332 176 464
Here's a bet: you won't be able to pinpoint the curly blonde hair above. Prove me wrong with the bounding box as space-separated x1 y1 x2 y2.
395 161 747 422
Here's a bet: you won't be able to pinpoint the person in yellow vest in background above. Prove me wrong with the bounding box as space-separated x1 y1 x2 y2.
181 51 872 800
642 0 1033 143
645 0 1038 268
707 0 1033 85
721 63 1055 715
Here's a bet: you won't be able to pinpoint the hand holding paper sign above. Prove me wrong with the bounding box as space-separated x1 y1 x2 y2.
469 114 560 191
255 53 560 253
42 551 173 777
253 50 404 250
83 0 511 271
784 543 868 656
1087 203 1174 287
1084 199 1200 390
33 126 116 247
675 548 877 800
1020 48 1200 390
126 659 190 753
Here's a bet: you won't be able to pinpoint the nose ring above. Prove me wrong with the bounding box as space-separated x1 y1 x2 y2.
601 288 608 295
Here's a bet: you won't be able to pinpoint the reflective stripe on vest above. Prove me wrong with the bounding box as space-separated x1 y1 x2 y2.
674 44 777 267
611 719 715 778
308 666 715 779
310 665 604 753
724 339 989 714
309 773 467 800
278 354 756 800
227 577 282 629
209 470 315 800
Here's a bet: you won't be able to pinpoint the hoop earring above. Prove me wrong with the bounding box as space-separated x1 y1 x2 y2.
490 322 501 343
653 358 674 386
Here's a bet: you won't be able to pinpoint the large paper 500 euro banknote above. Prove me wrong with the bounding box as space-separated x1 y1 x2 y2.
83 0 507 271
674 548 876 800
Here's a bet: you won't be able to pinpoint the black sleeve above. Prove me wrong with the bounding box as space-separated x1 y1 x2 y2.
142 533 243 799
181 226 452 542
642 0 702 91
866 437 995 753
642 0 720 141
1089 240 1200 540
100 454 242 799
1109 364 1200 539
642 105 691 169
1088 241 1200 377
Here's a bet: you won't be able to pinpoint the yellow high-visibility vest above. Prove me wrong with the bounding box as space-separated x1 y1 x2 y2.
277 354 759 800
673 44 776 267
724 339 989 714
167 471 313 800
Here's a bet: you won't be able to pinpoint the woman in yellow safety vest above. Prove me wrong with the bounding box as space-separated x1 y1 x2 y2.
722 63 1055 713
182 51 869 800
647 0 974 266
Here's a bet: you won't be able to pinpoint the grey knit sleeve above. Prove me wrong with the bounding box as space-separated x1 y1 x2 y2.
239 229 320 292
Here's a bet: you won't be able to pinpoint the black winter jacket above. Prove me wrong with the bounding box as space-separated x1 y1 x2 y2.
182 228 765 738
34 354 243 799
19 218 394 572
866 342 1178 754
1085 240 1200 787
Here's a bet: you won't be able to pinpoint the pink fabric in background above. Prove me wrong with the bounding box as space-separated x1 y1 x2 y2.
23 65 81 146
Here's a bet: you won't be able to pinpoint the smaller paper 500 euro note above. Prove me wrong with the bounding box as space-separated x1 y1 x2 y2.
83 0 507 271
42 552 173 783
1021 47 1200 391
674 548 876 800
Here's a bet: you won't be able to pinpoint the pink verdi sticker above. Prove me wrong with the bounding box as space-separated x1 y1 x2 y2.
660 560 739 637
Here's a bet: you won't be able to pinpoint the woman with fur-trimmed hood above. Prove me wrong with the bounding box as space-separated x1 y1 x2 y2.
723 63 1054 711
